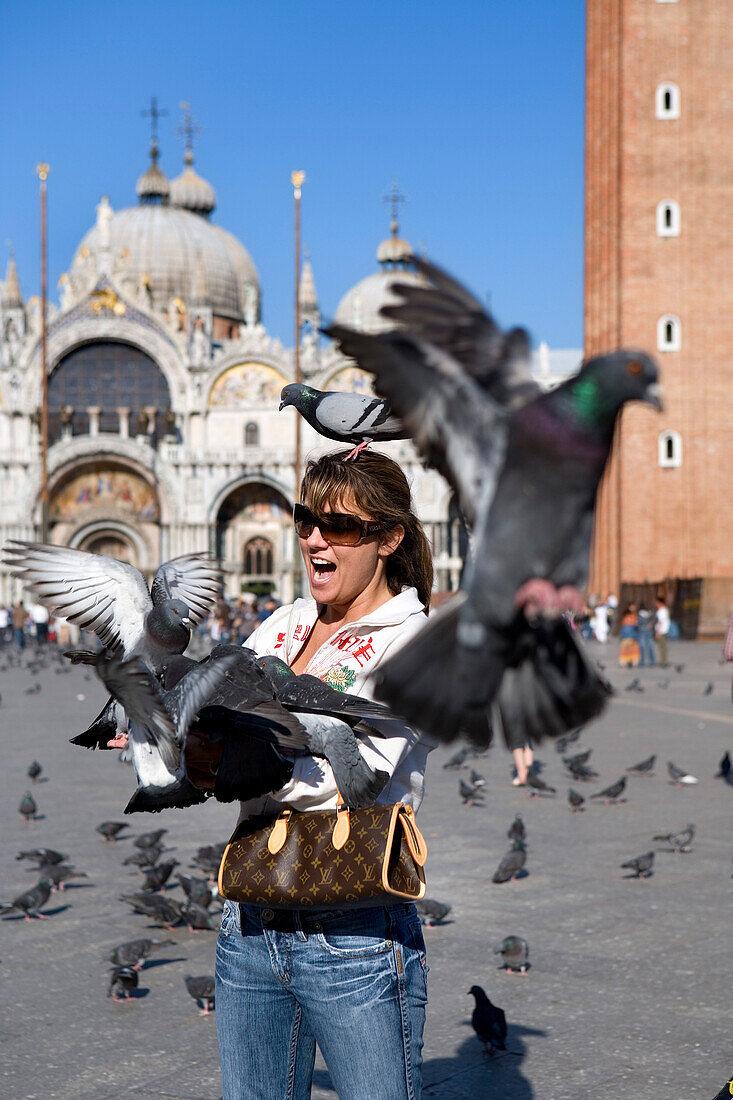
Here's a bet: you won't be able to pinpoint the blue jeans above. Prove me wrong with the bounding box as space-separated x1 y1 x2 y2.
216 900 428 1099
638 632 656 666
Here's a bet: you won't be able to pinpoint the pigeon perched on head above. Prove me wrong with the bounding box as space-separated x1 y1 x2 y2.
0 878 52 919
27 760 42 782
627 754 656 776
492 840 526 883
279 382 405 446
18 791 37 821
414 898 451 927
507 814 525 844
184 974 215 1015
590 776 626 803
667 761 698 785
96 821 129 843
108 966 138 1002
653 824 695 853
119 893 182 928
620 851 654 879
108 937 176 969
327 260 661 744
715 751 731 780
468 986 507 1052
526 773 556 797
16 847 66 866
493 935 529 974
568 788 585 812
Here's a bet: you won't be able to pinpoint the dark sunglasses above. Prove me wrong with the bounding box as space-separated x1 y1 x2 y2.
293 503 390 546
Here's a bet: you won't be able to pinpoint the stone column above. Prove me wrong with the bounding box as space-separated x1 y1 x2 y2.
87 407 100 436
117 407 130 439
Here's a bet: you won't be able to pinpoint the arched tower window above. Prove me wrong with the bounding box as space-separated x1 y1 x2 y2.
658 430 682 468
244 536 273 577
48 341 171 445
657 314 681 351
655 82 680 119
244 421 259 447
656 201 680 237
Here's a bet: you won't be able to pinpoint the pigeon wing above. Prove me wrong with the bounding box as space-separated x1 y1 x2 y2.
315 391 405 441
165 654 240 739
150 554 223 623
95 653 179 771
326 326 507 527
3 541 151 654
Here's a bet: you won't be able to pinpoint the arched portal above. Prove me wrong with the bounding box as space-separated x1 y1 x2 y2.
215 482 294 599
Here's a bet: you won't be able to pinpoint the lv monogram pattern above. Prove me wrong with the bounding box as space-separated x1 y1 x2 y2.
220 805 425 908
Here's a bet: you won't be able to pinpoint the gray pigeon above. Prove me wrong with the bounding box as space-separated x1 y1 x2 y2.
19 791 37 821
134 829 168 850
119 893 182 928
124 846 164 870
37 864 87 891
507 814 525 844
0 878 53 919
96 821 129 842
526 773 556 797
443 747 469 770
279 382 405 446
716 751 731 779
621 851 654 879
568 788 585 812
142 859 179 892
177 874 214 910
180 901 216 932
184 974 215 1014
327 261 661 743
16 847 66 866
627 754 656 776
667 761 698 785
492 841 526 883
414 898 451 926
554 728 583 754
27 760 42 782
94 650 239 813
653 824 695 852
108 937 176 969
459 778 484 806
108 966 138 1002
468 986 507 1052
590 776 626 803
563 749 592 767
493 935 529 974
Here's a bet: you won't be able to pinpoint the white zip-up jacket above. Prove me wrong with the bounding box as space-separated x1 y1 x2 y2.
239 586 434 817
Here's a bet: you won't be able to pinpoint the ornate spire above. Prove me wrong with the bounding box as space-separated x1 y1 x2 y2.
136 97 170 204
2 246 23 307
170 102 216 217
377 178 413 267
299 250 319 320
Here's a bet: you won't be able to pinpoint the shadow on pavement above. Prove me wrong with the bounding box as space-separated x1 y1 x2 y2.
422 1025 545 1098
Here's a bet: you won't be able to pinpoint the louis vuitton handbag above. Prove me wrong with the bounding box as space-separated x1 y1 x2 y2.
217 799 428 908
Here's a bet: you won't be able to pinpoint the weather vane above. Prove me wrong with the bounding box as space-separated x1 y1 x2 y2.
141 96 168 154
177 101 201 162
383 177 407 233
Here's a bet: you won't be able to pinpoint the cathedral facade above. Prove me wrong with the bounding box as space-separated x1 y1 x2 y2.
0 136 577 605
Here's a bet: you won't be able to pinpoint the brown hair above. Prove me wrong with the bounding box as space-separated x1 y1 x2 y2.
300 449 433 611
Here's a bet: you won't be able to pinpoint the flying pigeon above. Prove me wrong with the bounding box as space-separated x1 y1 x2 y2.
0 878 53 919
491 841 526 883
590 776 627 803
96 821 129 843
279 382 405 446
627 754 656 776
620 851 654 879
493 935 529 974
184 974 215 1015
27 761 42 782
653 824 695 852
568 788 585 812
468 986 507 1053
715 751 731 780
414 898 451 927
667 761 698 785
108 966 139 1002
108 938 176 969
327 259 660 743
18 791 37 821
507 814 525 844
526 773 556 797
94 650 239 813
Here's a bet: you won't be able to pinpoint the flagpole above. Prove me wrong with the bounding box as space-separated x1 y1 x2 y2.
37 163 50 542
291 170 305 598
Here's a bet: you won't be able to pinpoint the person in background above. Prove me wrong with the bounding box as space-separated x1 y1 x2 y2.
618 604 640 667
637 604 656 667
0 604 8 647
257 595 278 623
592 598 609 644
511 741 534 787
12 601 27 649
30 601 49 644
655 596 670 668
234 594 259 643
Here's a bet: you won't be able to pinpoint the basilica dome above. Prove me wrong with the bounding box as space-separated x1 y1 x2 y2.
333 224 423 334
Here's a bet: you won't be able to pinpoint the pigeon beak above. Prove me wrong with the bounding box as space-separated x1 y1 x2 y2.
644 382 663 411
278 400 286 411
181 617 192 627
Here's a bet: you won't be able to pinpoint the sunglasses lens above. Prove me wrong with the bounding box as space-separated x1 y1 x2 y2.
294 505 364 545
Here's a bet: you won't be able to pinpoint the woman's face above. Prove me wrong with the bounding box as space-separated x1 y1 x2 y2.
299 493 403 609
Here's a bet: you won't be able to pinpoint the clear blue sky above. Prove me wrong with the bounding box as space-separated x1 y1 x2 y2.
0 0 585 349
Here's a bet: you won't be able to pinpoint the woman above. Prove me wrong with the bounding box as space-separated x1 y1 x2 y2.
200 450 434 1100
618 603 640 667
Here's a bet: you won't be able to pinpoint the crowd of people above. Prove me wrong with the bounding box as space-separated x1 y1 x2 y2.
574 594 673 668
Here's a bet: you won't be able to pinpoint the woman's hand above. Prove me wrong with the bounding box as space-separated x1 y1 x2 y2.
185 728 224 791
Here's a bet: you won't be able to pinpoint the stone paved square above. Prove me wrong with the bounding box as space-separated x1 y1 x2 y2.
1 638 731 1098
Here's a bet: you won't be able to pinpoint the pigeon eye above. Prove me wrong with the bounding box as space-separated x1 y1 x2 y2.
627 361 643 376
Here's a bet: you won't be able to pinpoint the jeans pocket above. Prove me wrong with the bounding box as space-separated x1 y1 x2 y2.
317 929 392 958
218 900 238 938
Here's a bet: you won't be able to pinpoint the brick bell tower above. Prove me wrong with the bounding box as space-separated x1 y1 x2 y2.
585 0 733 636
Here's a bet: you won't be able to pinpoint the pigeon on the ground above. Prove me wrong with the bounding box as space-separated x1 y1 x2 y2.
94 649 239 813
18 791 37 821
190 843 227 878
703 682 714 695
564 749 592 767
715 751 731 780
627 754 656 776
96 821 129 843
460 778 484 806
27 761 42 782
180 901 215 932
653 824 695 852
492 841 526 883
327 260 660 744
16 847 66 866
507 814 525 844
468 986 507 1052
625 678 645 693
526 773 556 797
469 768 486 788
177 874 214 910
37 864 87 891
667 761 698 785
134 830 168 850
443 747 469 770
119 893 182 928
674 664 685 673
184 974 215 1015
568 788 585 812
0 879 53 919
493 935 529 974
620 851 654 879
108 938 176 969
25 682 41 695
565 759 598 782
142 860 179 893
108 966 139 1002
658 678 670 688
415 898 451 927
279 382 405 446
590 776 627 803
554 728 583 754
124 846 164 869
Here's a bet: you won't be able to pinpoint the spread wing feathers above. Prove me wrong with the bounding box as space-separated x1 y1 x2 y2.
381 257 542 410
95 653 179 772
150 554 223 623
276 674 400 726
3 541 151 654
316 391 405 439
164 653 241 740
326 326 505 527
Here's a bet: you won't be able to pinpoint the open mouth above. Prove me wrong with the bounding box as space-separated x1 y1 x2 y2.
310 557 337 584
